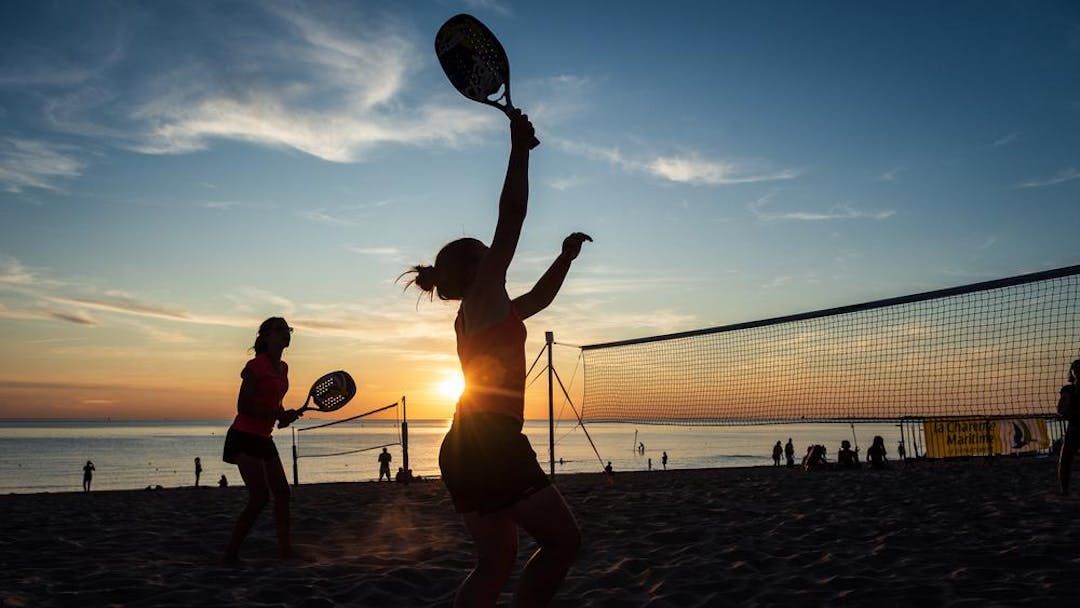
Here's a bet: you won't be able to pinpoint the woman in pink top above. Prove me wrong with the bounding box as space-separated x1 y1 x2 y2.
222 316 301 563
404 110 591 607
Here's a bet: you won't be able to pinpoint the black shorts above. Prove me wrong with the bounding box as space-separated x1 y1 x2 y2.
222 427 280 464
439 413 550 515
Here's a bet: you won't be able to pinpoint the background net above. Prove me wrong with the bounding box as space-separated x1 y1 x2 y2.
581 265 1080 425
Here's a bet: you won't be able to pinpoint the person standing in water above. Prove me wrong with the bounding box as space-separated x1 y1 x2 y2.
82 460 95 492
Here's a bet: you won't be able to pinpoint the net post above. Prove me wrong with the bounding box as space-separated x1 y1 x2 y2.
291 427 299 486
547 331 555 479
401 395 410 477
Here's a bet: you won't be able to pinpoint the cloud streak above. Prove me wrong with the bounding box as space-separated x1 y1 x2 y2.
1017 168 1080 188
4 3 500 171
553 138 799 186
0 138 85 193
748 192 895 222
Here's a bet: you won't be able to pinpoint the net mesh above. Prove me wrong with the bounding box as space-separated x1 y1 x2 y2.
581 265 1080 425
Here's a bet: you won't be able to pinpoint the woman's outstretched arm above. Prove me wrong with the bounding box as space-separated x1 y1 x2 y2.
514 232 592 320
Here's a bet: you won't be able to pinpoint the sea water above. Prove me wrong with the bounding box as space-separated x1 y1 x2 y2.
0 419 903 494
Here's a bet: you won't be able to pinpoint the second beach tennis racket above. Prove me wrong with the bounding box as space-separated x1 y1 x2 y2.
435 13 539 148
295 370 356 416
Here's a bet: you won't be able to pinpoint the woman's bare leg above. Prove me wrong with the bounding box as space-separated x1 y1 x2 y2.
456 510 518 608
223 454 270 562
508 485 581 608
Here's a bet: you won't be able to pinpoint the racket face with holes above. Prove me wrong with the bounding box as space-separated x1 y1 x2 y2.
435 14 515 112
307 370 356 412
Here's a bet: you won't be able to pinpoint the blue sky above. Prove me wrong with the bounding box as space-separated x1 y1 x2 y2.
1 0 1078 419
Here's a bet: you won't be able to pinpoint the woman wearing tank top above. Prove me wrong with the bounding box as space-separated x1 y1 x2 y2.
404 109 591 607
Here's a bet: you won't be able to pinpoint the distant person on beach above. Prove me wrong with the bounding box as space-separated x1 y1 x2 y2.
219 474 228 488
402 110 586 607
784 438 795 467
897 441 907 464
836 440 860 469
803 444 828 471
662 451 669 470
866 435 888 469
772 441 783 467
648 457 652 471
604 461 614 476
1056 359 1080 495
378 447 393 481
638 442 645 455
221 317 302 563
194 457 202 487
82 460 95 492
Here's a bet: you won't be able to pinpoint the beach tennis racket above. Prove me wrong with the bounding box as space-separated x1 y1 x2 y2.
435 13 540 148
295 370 356 416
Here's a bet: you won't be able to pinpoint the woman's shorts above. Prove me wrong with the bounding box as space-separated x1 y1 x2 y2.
439 413 551 515
222 427 280 464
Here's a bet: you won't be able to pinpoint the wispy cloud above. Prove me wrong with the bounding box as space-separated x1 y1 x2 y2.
463 0 512 15
346 246 402 262
0 138 85 192
5 4 500 170
990 132 1020 148
0 256 37 284
301 200 392 225
546 175 587 191
1017 168 1080 188
878 167 904 182
553 138 799 186
748 192 895 222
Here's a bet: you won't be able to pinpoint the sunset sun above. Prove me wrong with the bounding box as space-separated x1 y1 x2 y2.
437 371 465 401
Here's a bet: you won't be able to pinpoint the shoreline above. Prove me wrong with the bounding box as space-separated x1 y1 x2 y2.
3 457 1077 606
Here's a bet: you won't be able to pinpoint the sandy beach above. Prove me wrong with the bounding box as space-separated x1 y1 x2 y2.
2 457 1077 607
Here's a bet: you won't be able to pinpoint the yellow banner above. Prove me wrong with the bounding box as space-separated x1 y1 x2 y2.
924 418 1048 458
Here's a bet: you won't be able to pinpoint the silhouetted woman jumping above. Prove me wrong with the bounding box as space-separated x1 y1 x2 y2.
404 109 589 607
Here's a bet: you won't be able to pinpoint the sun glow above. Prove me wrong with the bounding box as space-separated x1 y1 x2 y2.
437 371 466 401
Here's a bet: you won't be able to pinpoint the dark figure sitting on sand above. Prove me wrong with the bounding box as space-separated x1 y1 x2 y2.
82 460 95 492
219 474 228 488
604 461 614 476
1056 359 1080 496
772 440 783 467
836 440 860 469
784 438 795 467
866 435 888 469
803 444 829 471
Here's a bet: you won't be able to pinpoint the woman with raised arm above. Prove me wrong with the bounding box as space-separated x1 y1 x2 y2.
404 110 589 607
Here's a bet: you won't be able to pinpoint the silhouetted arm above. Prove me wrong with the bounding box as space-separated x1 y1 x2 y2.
467 110 535 328
514 232 592 320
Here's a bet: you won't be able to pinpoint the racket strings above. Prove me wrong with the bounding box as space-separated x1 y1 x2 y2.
436 17 509 103
310 372 356 411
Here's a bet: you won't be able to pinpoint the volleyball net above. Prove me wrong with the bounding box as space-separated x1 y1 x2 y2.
290 401 403 484
580 265 1080 425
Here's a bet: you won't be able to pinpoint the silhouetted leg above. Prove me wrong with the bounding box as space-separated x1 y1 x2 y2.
1059 424 1079 496
455 510 518 608
265 455 293 557
223 454 270 562
508 485 581 608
